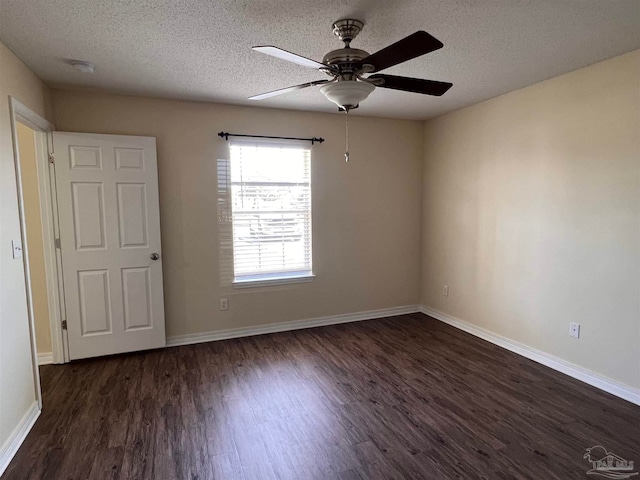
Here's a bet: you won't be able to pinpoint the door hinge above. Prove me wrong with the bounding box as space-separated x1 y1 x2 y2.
61 320 67 330
48 153 55 164
54 237 61 249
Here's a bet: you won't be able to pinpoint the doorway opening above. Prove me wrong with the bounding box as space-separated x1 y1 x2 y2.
10 98 67 411
15 122 56 365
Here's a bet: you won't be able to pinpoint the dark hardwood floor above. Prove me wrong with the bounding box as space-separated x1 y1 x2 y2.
3 313 639 479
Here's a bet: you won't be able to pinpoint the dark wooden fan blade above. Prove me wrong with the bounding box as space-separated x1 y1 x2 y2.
249 80 330 100
369 74 452 96
253 46 326 69
358 31 443 73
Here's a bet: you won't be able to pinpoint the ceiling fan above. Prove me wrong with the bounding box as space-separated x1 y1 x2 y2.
249 19 452 111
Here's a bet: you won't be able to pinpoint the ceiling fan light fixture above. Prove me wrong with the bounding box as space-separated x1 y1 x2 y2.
320 80 375 109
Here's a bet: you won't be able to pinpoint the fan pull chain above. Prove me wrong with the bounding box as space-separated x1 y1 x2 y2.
344 109 349 162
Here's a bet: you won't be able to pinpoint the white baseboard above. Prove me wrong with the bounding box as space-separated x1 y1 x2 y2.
167 305 420 347
37 352 53 365
0 402 40 477
420 305 640 406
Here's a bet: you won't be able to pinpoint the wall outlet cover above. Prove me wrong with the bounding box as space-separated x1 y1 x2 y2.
569 322 580 338
220 298 229 311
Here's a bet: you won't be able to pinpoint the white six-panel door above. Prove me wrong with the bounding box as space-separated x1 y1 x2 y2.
53 132 166 360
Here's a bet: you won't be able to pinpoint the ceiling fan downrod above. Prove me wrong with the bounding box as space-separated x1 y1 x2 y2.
332 19 364 48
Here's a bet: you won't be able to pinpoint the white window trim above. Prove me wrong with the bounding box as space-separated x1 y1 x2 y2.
232 272 315 289
225 139 314 287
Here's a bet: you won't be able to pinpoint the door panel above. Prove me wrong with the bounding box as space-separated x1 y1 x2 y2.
72 182 106 250
115 147 145 170
117 183 148 248
70 145 102 169
122 267 152 330
54 132 165 360
78 269 111 335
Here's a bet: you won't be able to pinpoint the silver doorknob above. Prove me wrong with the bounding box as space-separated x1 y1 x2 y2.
150 253 160 260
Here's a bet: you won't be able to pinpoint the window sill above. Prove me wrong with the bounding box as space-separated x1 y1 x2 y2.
232 273 315 289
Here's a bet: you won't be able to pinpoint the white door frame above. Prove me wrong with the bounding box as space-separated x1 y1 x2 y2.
9 98 68 397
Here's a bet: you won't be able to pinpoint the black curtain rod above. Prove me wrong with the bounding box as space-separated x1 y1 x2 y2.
218 132 324 145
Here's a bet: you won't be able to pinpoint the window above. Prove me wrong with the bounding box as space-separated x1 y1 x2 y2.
228 140 313 286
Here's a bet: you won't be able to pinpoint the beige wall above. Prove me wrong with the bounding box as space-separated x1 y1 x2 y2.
51 52 640 392
421 50 640 389
16 122 52 355
51 90 424 338
3 43 634 459
0 42 52 457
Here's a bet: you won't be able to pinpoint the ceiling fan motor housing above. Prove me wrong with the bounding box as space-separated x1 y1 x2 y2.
322 47 369 76
322 48 369 70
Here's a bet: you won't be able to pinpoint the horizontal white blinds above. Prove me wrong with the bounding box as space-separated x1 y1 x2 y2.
229 142 312 280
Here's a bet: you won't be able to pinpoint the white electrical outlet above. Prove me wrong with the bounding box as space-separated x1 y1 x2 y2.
443 285 449 297
569 322 580 338
220 298 228 311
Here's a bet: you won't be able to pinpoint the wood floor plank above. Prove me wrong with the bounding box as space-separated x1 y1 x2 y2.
3 314 639 480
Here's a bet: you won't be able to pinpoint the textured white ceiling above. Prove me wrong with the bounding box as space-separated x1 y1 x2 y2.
1 0 639 120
